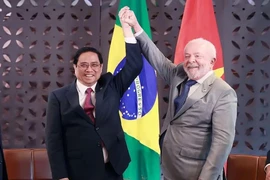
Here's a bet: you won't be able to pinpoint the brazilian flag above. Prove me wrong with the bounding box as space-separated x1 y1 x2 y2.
107 0 161 179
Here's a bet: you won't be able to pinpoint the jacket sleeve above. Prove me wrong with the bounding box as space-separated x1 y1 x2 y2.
265 150 270 171
199 88 237 179
136 31 177 84
113 42 143 97
45 92 68 179
267 150 270 165
0 126 8 180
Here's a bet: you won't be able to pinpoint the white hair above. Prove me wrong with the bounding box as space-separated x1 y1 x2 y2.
184 38 217 60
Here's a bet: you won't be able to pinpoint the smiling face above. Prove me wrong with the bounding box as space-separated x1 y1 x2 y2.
73 51 103 87
183 38 216 80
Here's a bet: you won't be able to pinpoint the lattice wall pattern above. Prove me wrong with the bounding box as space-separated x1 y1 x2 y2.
227 0 270 155
0 0 269 156
0 0 100 148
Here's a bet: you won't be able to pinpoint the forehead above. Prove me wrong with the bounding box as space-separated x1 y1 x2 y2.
78 51 99 63
185 42 207 54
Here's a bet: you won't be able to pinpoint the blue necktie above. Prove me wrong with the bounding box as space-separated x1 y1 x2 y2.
174 80 197 114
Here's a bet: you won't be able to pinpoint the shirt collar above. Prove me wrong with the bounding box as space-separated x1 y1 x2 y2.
76 80 97 95
190 70 214 84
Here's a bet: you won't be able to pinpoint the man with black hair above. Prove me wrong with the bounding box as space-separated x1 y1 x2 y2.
45 12 143 180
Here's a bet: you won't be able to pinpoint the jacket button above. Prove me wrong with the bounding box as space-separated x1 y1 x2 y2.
95 127 99 131
97 142 101 147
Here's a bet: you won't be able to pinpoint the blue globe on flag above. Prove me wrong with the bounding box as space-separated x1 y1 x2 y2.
113 55 157 120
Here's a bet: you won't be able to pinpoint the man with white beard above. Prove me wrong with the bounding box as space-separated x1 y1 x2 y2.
119 7 237 180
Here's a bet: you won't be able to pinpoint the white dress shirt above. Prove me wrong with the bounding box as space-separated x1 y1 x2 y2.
188 71 214 97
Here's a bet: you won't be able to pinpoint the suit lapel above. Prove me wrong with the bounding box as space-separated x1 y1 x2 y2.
170 76 187 118
94 82 104 125
66 80 94 125
173 74 217 119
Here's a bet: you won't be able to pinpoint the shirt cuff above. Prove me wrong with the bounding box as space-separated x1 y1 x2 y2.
125 37 137 44
134 29 144 37
265 163 270 172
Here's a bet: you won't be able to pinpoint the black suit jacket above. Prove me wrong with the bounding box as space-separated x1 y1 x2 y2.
266 150 270 166
46 43 142 180
0 127 8 180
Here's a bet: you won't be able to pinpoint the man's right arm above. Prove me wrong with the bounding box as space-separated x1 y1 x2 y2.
123 9 176 84
46 92 68 180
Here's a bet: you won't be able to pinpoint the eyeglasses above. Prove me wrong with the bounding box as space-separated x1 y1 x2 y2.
77 63 101 70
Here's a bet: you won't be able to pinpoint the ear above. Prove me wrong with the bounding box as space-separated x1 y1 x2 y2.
73 64 78 75
211 58 216 65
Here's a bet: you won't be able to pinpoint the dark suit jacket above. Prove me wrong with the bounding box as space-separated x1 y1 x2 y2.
46 43 142 180
266 150 270 166
0 127 8 180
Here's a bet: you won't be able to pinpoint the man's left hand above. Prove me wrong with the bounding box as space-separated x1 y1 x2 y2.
118 6 131 29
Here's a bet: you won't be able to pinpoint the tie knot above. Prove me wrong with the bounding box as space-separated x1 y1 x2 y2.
86 88 93 94
185 80 197 87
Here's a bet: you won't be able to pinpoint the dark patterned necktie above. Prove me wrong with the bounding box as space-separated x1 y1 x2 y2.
174 80 197 114
83 88 95 123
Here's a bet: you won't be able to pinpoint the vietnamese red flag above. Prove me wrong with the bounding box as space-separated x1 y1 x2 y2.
174 0 224 79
